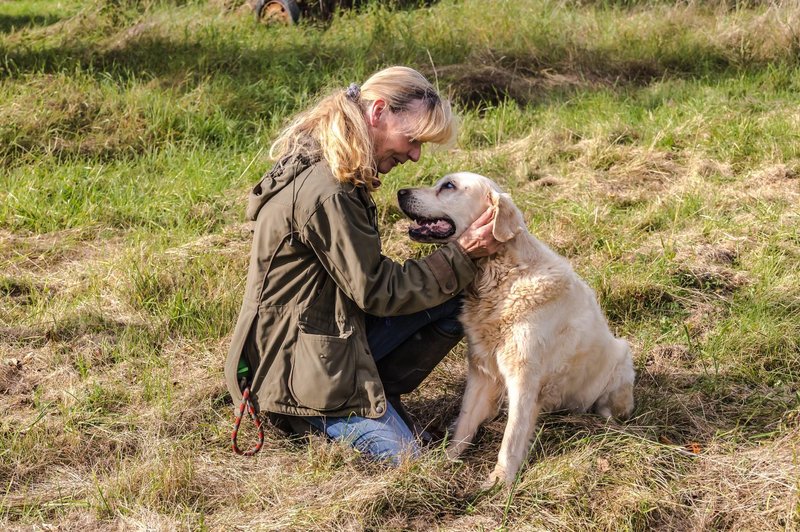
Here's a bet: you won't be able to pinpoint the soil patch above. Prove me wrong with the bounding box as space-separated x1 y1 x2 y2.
432 52 665 108
435 63 592 107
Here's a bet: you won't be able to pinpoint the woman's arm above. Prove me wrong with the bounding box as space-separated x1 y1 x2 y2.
301 191 477 317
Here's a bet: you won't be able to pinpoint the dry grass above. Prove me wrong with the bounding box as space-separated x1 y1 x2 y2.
2 0 800 529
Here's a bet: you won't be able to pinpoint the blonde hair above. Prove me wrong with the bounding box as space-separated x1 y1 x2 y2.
269 66 456 189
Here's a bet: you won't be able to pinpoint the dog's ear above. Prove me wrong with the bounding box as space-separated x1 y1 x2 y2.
491 192 524 243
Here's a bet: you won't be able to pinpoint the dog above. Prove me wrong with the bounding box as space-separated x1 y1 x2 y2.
397 172 635 487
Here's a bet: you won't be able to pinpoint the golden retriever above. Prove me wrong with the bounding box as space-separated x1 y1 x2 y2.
397 172 635 487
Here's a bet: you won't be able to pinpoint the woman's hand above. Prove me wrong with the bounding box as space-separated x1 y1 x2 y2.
457 206 502 258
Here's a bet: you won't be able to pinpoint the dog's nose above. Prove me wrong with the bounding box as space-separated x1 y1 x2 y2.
397 189 409 196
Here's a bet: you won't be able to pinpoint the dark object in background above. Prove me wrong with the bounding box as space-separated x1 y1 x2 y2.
254 0 301 24
253 1 435 24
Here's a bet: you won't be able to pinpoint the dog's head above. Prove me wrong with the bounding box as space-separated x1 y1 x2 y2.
397 172 525 244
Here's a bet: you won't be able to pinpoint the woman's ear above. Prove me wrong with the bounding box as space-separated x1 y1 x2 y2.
366 99 386 127
491 191 524 242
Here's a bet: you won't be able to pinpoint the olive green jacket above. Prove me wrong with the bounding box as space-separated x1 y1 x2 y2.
223 155 477 418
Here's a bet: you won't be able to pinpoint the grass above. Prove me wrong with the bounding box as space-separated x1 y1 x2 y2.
1 0 799 529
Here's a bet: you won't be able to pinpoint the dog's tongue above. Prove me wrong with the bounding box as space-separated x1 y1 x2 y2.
409 218 454 238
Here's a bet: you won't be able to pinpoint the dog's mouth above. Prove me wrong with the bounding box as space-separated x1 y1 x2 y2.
408 217 456 242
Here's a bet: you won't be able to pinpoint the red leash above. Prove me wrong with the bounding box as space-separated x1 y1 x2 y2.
231 385 264 456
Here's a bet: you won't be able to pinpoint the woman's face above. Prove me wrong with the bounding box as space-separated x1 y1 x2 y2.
369 99 425 174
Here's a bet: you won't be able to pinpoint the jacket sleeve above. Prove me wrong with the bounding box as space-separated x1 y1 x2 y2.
301 190 477 317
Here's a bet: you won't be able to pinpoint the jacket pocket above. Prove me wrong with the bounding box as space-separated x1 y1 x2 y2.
289 329 357 412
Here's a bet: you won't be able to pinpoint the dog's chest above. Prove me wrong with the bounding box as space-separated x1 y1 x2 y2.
460 257 568 349
461 260 527 335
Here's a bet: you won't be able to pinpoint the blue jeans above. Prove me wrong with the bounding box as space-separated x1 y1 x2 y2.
303 296 463 463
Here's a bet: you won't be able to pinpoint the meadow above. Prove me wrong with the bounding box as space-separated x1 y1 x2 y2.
1 0 799 529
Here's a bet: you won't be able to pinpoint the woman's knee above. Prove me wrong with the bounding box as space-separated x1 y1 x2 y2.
304 407 421 463
350 423 420 463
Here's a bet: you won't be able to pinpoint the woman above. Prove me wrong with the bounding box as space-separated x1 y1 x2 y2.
224 66 499 462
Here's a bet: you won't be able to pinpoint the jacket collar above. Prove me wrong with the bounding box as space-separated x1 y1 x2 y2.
246 152 321 221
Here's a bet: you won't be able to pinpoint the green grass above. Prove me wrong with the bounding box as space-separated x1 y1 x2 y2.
0 0 83 32
2 0 799 529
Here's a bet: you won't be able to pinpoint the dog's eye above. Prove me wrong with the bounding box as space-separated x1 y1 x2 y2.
441 181 456 190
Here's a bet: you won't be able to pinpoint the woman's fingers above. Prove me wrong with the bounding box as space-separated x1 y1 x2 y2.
457 206 501 258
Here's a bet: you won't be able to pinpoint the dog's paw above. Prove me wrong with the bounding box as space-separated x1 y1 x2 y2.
596 406 613 419
445 445 462 462
479 476 500 491
481 467 511 490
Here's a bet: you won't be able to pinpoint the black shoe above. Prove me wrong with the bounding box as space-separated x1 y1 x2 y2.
267 412 317 438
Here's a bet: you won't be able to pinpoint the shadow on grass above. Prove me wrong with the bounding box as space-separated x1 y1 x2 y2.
0 14 65 33
4 7 796 170
1 312 164 359
407 366 796 467
0 34 355 135
0 18 760 113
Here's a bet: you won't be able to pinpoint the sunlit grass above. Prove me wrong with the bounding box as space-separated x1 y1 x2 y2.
1 0 799 529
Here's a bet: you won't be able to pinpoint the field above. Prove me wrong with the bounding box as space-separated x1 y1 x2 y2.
1 0 799 529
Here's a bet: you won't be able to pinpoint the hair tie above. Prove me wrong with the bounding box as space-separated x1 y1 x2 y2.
345 83 361 102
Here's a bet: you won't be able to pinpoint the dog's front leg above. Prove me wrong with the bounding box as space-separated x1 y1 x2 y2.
446 360 501 461
486 342 542 488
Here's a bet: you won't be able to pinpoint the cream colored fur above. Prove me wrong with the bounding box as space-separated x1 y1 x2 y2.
398 172 635 488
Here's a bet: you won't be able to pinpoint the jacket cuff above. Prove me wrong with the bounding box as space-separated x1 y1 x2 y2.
422 242 478 296
450 240 475 266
